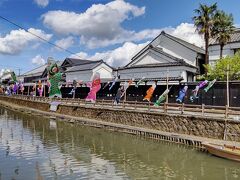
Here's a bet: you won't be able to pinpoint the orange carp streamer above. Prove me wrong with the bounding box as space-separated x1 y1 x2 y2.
143 84 156 102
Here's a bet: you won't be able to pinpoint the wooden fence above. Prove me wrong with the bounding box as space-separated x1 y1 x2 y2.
5 94 240 120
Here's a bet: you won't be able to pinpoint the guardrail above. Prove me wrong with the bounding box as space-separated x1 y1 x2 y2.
4 94 240 120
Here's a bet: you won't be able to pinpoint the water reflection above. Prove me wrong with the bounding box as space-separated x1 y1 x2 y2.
0 107 239 179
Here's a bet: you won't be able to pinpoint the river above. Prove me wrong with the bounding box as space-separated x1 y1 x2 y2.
0 106 239 180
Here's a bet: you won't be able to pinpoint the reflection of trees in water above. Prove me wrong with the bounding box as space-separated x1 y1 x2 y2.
1 107 240 180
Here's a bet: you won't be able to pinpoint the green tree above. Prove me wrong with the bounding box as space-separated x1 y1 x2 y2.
193 3 217 74
205 52 240 81
212 10 235 59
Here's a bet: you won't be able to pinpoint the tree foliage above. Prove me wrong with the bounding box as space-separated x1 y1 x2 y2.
205 52 240 81
212 10 235 59
193 3 217 68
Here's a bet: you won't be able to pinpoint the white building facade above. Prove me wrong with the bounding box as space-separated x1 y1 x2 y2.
116 31 205 84
64 59 113 83
209 28 240 65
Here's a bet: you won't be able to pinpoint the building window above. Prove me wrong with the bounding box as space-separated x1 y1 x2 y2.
234 49 240 54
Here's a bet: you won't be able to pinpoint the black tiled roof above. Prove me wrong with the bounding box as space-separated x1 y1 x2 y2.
117 61 196 70
65 60 103 72
119 46 197 70
61 58 93 67
210 28 240 45
162 32 205 54
119 77 183 82
130 31 205 63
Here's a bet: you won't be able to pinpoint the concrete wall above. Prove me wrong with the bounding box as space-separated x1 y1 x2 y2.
1 96 240 142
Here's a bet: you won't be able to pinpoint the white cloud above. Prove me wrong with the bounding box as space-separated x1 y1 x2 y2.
34 0 49 7
69 23 204 67
0 28 52 55
72 52 88 59
31 55 46 65
55 36 74 50
78 23 203 49
42 0 145 48
71 41 148 67
166 23 204 48
79 28 163 49
42 1 203 49
234 24 240 28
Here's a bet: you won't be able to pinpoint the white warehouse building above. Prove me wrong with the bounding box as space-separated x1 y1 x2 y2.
209 28 240 65
116 31 205 84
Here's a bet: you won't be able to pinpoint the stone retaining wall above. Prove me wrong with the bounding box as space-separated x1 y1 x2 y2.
1 96 240 141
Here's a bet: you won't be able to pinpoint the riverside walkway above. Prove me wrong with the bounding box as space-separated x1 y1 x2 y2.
6 94 240 120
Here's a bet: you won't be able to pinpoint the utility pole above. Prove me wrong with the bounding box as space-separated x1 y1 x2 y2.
17 68 21 76
166 69 169 103
226 64 229 107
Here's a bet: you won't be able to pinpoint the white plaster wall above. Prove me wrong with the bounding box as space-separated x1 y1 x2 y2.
181 71 187 82
18 76 24 82
93 63 113 79
119 67 181 79
132 50 176 66
209 43 238 65
1 73 12 81
158 35 198 66
66 71 93 82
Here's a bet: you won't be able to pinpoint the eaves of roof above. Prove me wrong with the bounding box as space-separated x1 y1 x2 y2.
163 32 205 54
65 60 102 73
21 64 47 76
125 44 182 67
119 77 184 82
123 45 196 70
117 61 197 70
65 60 113 73
62 58 93 67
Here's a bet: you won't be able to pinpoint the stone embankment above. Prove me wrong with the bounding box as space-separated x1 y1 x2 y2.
0 95 240 147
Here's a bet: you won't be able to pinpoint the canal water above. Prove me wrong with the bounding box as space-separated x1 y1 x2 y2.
0 107 239 180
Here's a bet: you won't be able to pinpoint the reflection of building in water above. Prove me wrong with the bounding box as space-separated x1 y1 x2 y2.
49 120 57 129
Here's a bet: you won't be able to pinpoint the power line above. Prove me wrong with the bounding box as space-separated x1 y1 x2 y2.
0 15 82 58
0 65 25 76
0 65 21 69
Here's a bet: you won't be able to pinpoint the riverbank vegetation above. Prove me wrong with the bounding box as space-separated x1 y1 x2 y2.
205 52 240 81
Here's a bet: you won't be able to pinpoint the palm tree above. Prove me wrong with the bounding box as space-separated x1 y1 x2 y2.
212 10 234 59
193 3 217 74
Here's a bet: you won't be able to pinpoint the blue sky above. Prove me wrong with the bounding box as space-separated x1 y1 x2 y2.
0 0 239 75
